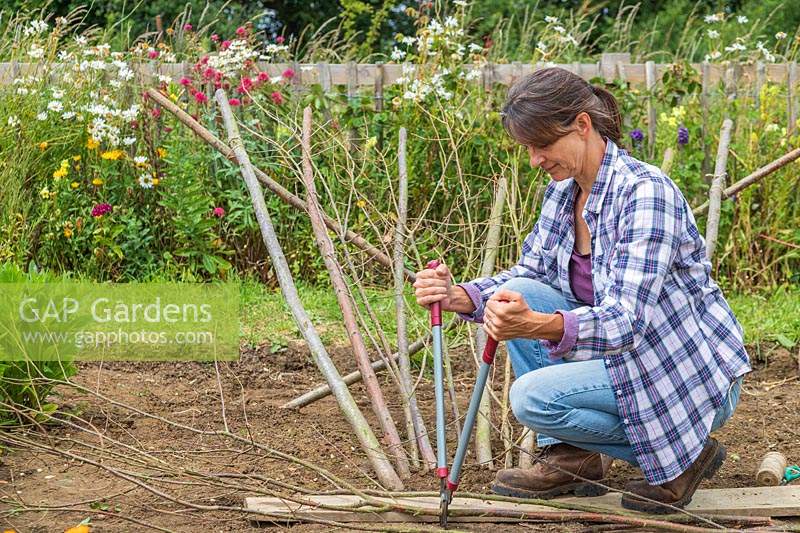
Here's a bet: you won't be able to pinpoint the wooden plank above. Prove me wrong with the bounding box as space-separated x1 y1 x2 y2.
246 485 800 523
645 61 657 159
245 494 563 524
561 484 800 518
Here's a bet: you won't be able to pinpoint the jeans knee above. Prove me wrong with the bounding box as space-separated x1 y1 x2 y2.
499 277 557 313
510 372 549 428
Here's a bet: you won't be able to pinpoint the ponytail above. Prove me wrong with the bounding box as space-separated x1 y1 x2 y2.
590 85 622 145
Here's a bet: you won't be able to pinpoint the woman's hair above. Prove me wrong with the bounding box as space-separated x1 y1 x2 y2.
501 67 622 147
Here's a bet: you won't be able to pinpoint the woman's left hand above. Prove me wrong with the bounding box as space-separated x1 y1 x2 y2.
483 289 539 341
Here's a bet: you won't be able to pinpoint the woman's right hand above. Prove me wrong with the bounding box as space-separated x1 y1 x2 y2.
413 262 453 310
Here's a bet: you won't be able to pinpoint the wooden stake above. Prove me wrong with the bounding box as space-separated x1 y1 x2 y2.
754 61 765 109
394 127 436 469
660 147 675 175
215 90 402 490
475 176 508 467
705 118 733 260
300 107 410 480
145 88 416 281
518 428 535 468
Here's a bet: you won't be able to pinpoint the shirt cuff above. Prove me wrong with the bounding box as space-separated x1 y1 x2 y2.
455 282 484 323
541 310 578 359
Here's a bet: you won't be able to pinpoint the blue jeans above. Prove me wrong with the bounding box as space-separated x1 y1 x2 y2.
503 277 742 467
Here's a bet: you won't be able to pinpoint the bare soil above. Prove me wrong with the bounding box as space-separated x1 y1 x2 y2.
1 340 799 532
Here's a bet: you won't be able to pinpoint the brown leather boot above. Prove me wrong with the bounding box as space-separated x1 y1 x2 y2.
491 443 613 499
621 437 726 514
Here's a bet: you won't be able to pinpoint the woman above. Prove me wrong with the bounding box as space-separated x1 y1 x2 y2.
413 67 751 513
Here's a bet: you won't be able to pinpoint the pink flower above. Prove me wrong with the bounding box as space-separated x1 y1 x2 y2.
276 36 285 44
228 98 241 106
236 26 247 37
91 203 113 218
282 68 295 79
212 206 225 218
221 40 231 50
203 67 216 79
194 92 208 104
257 71 270 82
213 81 222 89
148 49 159 59
183 23 193 31
211 34 219 42
241 76 253 90
271 91 284 105
179 77 191 86
200 55 210 65
151 107 161 118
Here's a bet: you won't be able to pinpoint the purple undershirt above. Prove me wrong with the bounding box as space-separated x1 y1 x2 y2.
458 249 593 359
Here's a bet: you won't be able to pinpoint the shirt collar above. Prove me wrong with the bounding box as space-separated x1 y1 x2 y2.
584 138 618 214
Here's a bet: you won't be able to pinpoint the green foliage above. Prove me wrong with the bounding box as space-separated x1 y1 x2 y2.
0 263 78 427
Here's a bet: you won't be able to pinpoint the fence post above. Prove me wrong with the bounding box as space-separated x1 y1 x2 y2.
645 61 657 160
788 61 797 137
600 52 630 83
754 60 765 109
701 61 711 180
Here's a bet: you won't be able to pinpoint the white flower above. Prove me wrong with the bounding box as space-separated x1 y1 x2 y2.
123 136 137 146
7 116 19 127
553 25 566 34
444 16 458 28
537 41 548 52
74 35 88 46
138 172 155 189
401 63 415 76
710 50 722 59
428 19 443 35
765 123 780 132
724 42 746 52
435 86 452 100
707 29 720 39
545 16 559 24
52 89 64 99
403 90 416 100
47 101 64 112
109 80 122 88
454 0 468 6
391 47 406 61
704 13 722 23
468 43 483 53
16 87 29 96
157 74 172 84
737 15 748 24
36 112 48 121
23 20 48 36
56 17 68 26
62 111 76 120
401 36 416 46
134 155 148 165
776 32 788 40
465 69 481 81
28 44 45 59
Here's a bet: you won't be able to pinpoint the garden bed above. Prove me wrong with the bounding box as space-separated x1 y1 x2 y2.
1 341 798 531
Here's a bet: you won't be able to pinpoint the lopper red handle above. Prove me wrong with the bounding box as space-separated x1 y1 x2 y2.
482 336 499 365
426 260 442 326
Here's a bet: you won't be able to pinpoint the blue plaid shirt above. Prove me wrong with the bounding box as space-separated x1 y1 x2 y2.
461 139 751 484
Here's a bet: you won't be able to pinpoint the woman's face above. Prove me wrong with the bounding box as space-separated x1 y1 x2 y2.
525 112 592 181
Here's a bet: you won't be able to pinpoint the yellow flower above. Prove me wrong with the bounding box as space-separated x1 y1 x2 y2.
63 227 73 238
39 188 50 199
70 181 79 189
100 150 124 160
152 177 160 186
86 137 100 150
356 199 366 208
169 92 178 101
72 155 81 161
38 141 48 150
64 526 89 533
53 168 68 179
92 178 103 186
156 147 167 158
